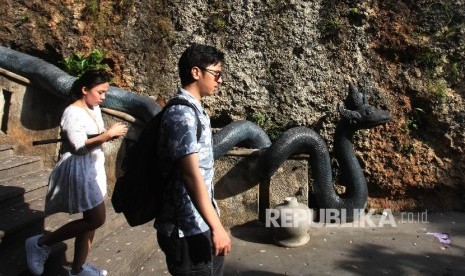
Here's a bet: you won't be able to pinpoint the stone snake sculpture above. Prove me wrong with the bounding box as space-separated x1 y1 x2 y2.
0 46 390 222
258 84 391 221
0 45 271 157
0 46 161 123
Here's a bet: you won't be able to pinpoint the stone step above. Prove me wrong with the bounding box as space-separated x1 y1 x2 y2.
0 199 129 276
0 144 158 276
0 169 51 209
0 196 128 247
0 144 14 159
0 194 47 245
0 155 43 180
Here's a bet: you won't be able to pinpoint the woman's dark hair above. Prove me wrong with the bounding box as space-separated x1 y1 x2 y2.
178 43 225 87
69 70 111 102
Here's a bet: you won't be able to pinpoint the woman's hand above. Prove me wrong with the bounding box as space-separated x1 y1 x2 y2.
85 122 127 149
106 122 128 140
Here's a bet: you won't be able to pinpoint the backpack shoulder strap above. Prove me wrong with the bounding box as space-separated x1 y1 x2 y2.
163 98 202 141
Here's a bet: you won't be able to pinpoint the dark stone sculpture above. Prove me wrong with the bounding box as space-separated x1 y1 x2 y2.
0 46 390 222
258 84 391 221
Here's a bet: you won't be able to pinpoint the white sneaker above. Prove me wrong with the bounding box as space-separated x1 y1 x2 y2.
69 263 108 276
25 234 51 275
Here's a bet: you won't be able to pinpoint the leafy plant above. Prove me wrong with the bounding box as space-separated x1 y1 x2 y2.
426 79 448 102
252 113 266 127
252 112 285 141
207 8 229 33
212 17 226 32
403 108 425 132
435 25 462 42
449 62 460 81
350 7 360 15
17 14 29 25
415 49 443 70
62 49 110 77
83 0 100 19
266 126 284 141
321 15 342 37
445 62 463 85
394 141 416 156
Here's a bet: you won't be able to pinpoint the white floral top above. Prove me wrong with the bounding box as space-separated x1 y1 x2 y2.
45 105 107 215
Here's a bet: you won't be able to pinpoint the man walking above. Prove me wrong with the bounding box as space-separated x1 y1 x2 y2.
155 43 231 275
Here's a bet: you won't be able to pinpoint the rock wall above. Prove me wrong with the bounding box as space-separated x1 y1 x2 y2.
1 0 464 211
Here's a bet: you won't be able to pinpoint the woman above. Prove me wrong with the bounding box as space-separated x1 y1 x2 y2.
25 70 128 276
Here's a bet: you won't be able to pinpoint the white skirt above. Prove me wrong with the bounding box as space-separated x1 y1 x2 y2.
45 148 107 215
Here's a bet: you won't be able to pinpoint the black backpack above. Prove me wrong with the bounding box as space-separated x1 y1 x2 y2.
111 98 201 227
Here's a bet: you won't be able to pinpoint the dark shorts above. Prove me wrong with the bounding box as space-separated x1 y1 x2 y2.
157 230 224 276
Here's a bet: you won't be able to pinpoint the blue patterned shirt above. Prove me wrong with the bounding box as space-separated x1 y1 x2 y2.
154 88 218 237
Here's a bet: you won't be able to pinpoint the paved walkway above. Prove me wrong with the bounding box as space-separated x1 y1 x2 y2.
137 211 465 276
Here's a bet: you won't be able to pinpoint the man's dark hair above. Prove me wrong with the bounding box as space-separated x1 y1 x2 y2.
178 43 225 87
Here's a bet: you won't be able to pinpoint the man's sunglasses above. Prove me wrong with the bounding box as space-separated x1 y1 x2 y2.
199 67 222 81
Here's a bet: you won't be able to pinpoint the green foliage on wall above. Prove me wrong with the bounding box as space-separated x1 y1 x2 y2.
62 49 110 77
16 14 30 25
426 79 448 102
415 49 443 70
252 112 285 141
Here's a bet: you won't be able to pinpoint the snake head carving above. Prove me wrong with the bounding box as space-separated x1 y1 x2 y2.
338 84 391 129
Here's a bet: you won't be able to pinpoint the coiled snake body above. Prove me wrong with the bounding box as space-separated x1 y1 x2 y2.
0 46 390 221
258 85 391 220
